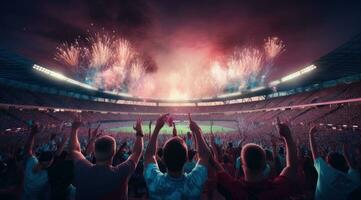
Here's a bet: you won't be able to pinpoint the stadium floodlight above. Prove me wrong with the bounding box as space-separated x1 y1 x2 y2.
269 80 281 87
268 64 317 87
250 86 266 92
281 64 317 82
32 64 97 91
217 92 241 98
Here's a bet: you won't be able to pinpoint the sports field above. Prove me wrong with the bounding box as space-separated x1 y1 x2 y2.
108 121 236 134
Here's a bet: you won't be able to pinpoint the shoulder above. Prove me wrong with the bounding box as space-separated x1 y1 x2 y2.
25 155 38 167
313 157 328 172
186 164 208 184
273 175 294 185
188 163 207 176
74 157 92 170
144 163 163 179
116 159 136 174
143 163 165 192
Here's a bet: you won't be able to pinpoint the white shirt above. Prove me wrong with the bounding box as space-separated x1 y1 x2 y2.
23 156 49 197
314 157 361 200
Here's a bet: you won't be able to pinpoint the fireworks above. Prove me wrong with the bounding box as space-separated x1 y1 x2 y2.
55 42 81 67
228 48 263 81
264 37 285 59
55 33 285 99
88 34 113 70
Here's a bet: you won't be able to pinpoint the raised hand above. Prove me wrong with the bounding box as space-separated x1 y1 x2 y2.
133 118 144 137
275 117 292 139
90 124 102 140
72 114 83 129
172 122 177 137
155 113 169 131
189 113 201 134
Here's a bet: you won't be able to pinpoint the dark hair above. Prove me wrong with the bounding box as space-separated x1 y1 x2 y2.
39 151 54 162
95 136 116 161
241 144 266 171
163 137 187 172
326 152 348 173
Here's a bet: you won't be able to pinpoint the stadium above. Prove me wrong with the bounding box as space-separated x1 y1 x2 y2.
1 1 361 200
1 34 361 135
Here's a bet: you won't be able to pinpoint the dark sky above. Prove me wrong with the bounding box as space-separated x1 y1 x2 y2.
1 0 361 79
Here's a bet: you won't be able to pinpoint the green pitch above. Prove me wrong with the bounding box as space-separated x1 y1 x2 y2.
108 122 236 134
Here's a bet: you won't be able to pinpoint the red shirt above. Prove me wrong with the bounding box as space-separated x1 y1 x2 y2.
217 171 296 200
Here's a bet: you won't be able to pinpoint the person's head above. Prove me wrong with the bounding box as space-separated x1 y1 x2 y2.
38 151 54 169
163 137 188 172
326 152 348 173
241 143 266 174
94 136 116 163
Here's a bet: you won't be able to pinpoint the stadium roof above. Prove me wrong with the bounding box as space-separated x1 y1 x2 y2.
1 32 361 103
275 32 361 91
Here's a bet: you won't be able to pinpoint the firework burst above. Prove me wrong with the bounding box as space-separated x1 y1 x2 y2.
264 37 285 59
88 34 113 70
54 32 285 99
54 41 81 67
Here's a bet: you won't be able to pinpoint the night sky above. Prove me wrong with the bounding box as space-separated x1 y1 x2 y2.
1 0 361 79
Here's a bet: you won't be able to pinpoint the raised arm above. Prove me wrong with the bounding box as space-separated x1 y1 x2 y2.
144 114 169 166
55 124 67 156
172 122 177 137
277 118 298 180
84 124 101 156
270 134 279 160
70 115 85 160
24 124 39 157
189 114 211 166
308 126 319 161
127 118 144 165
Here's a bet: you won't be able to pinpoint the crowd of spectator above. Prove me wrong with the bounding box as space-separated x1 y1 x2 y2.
1 81 361 199
0 112 361 200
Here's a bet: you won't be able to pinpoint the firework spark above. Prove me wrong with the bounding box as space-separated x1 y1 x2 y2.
55 42 81 67
264 37 285 59
55 33 285 99
88 34 113 70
